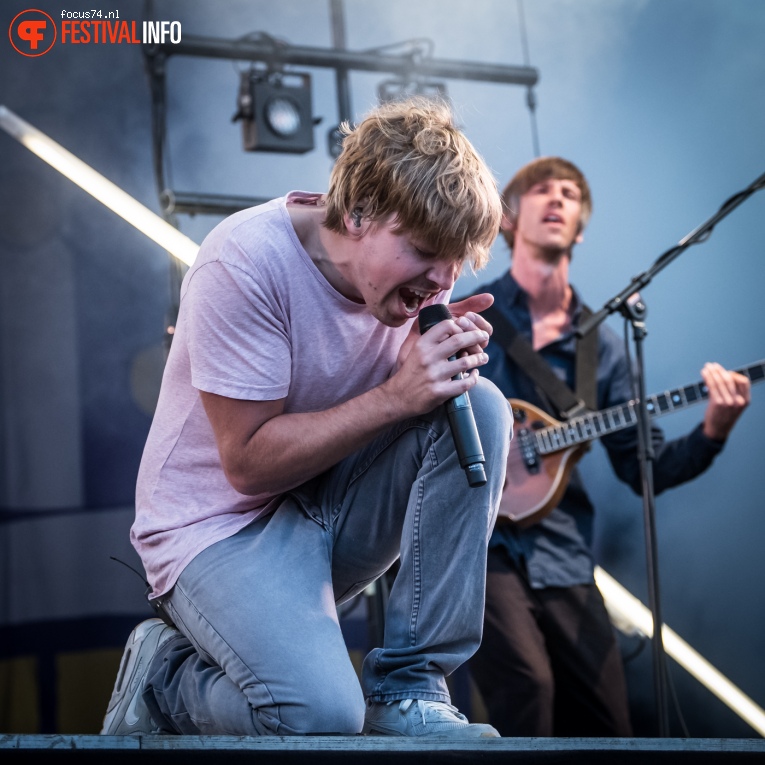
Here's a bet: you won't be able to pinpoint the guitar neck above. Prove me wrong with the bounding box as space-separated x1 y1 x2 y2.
535 360 765 455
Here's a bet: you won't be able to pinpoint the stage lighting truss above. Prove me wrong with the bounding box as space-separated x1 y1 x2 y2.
376 77 448 105
233 68 318 154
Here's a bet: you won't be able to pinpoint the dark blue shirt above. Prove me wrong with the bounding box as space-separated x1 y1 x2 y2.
478 271 724 588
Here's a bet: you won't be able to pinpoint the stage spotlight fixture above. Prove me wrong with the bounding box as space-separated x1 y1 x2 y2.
327 124 345 160
377 78 448 105
233 69 317 154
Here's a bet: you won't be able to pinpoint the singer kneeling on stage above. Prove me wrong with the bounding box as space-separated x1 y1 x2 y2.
100 97 513 738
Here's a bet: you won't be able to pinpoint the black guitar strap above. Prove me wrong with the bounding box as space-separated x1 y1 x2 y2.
573 305 598 413
481 302 598 419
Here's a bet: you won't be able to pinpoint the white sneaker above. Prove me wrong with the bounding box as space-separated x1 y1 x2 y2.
363 698 500 738
100 618 178 735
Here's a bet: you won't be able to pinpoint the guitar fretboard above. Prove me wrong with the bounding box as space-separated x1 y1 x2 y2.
535 360 764 455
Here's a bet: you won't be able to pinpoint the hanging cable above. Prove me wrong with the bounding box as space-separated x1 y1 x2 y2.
517 0 540 157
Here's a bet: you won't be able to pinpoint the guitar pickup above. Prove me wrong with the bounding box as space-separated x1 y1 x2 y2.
517 427 540 474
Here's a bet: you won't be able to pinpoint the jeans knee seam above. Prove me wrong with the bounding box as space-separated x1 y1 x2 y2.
407 439 438 645
409 477 423 645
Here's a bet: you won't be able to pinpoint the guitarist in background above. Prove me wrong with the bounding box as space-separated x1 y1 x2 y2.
468 157 751 736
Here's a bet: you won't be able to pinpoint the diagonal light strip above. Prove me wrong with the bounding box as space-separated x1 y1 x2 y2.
595 565 765 737
0 105 199 267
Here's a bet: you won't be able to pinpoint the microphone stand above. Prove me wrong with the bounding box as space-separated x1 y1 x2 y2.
576 170 765 737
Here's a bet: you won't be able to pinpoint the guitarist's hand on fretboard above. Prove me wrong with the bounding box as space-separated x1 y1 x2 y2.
701 362 751 442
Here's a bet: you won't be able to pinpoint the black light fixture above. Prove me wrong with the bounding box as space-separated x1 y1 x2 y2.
327 124 346 160
233 69 317 154
377 78 448 105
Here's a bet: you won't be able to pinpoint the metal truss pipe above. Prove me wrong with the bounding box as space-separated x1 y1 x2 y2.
151 35 539 87
160 190 270 217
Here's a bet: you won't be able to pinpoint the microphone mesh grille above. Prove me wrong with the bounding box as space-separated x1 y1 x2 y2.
418 304 452 334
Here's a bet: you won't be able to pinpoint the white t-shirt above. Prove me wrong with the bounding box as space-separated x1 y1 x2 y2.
132 193 426 597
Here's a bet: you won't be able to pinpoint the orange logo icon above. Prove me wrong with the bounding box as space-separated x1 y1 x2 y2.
9 9 57 56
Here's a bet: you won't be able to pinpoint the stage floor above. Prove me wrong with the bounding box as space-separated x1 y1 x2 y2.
2 734 765 764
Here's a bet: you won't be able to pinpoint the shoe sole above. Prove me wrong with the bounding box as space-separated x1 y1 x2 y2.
364 727 499 738
363 722 500 738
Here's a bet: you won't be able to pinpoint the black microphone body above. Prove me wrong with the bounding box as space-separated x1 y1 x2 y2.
418 304 487 487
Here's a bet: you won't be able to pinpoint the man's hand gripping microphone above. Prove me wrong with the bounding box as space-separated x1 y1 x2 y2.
418 304 487 487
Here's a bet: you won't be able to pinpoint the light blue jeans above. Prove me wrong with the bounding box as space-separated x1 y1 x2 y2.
145 377 512 735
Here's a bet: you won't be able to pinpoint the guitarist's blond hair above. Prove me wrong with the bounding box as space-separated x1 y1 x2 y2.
501 156 592 250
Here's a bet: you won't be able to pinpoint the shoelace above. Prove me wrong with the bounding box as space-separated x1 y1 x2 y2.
398 699 467 728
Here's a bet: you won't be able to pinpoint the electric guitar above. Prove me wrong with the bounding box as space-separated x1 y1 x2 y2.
499 360 764 528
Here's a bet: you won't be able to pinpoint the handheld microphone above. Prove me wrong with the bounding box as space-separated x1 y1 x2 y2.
418 304 487 487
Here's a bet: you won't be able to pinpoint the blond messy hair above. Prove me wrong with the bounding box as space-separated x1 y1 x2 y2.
501 156 592 250
323 97 501 271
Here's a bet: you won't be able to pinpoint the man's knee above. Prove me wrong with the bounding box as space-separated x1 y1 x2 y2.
263 684 365 735
469 377 513 440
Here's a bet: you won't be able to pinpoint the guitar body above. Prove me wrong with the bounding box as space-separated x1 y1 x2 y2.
498 399 589 528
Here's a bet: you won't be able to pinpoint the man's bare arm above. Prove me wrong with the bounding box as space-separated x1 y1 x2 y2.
201 321 489 496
